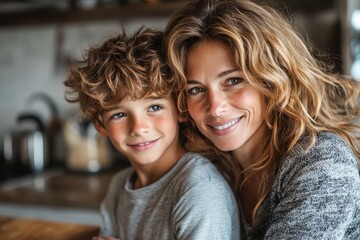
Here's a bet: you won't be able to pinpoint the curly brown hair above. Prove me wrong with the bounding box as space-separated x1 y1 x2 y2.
64 27 182 122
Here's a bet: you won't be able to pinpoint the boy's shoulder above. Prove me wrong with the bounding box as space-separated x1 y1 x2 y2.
177 152 220 176
172 152 231 192
108 166 133 188
113 166 133 178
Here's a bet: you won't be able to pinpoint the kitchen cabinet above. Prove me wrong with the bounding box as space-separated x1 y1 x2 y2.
0 1 188 27
0 0 335 27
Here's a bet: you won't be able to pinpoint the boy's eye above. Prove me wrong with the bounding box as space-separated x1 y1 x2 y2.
149 105 163 112
187 87 206 95
111 112 126 119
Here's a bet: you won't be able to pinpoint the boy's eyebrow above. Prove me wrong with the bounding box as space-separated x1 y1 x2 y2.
105 96 167 111
146 96 167 101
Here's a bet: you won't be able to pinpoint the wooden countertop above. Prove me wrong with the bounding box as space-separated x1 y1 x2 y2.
0 163 129 225
0 164 129 210
0 215 99 240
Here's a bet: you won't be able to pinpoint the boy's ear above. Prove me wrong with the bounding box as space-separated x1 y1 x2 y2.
93 120 108 137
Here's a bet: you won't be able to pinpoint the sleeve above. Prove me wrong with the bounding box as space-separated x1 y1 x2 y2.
99 171 126 237
171 180 240 240
264 150 360 239
99 196 115 236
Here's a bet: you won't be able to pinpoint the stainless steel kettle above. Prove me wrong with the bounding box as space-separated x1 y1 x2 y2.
3 113 48 173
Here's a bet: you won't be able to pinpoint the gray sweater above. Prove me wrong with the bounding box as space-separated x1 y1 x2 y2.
100 152 240 240
245 132 360 239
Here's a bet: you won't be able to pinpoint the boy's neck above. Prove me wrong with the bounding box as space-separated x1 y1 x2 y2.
132 146 186 189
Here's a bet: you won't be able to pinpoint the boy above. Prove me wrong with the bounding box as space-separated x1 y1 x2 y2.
64 28 240 240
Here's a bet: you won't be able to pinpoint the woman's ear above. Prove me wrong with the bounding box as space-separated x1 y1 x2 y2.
177 112 187 123
93 119 108 137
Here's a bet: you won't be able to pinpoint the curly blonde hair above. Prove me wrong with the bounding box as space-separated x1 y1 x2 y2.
165 0 360 222
64 27 182 122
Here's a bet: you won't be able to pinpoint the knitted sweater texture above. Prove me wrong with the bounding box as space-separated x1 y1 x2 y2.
245 132 360 239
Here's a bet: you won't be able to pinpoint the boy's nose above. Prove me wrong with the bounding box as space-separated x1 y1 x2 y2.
130 116 149 136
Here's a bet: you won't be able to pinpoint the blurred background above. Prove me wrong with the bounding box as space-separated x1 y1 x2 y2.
0 0 359 179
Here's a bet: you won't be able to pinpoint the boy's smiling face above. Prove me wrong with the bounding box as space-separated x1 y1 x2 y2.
95 94 184 170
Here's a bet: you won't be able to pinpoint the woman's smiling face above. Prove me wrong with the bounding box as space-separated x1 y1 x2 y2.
185 40 267 155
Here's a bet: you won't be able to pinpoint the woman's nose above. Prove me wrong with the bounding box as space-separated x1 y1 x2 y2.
207 91 227 117
130 116 149 136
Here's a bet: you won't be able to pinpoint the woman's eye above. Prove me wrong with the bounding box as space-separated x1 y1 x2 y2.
226 77 243 86
111 112 126 119
186 87 206 95
149 105 163 112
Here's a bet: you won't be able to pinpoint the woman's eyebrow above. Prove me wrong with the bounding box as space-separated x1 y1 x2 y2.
187 69 240 84
217 69 239 78
187 79 200 84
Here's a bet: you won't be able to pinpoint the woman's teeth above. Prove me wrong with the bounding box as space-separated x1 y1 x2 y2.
212 118 240 130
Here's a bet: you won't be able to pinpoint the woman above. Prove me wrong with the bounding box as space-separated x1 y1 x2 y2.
164 0 360 239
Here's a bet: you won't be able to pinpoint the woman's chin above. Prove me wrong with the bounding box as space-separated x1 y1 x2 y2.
213 141 238 152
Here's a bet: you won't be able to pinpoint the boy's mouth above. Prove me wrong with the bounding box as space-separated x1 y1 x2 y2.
128 138 160 150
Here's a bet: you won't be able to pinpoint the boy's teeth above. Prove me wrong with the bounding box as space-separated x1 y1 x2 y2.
213 118 239 130
138 141 151 146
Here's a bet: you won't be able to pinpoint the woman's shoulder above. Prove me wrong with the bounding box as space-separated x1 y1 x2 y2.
314 132 353 151
277 132 359 184
263 132 360 240
285 132 357 165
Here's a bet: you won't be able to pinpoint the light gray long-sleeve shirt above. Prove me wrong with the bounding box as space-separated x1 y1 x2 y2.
100 151 240 240
245 132 360 239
